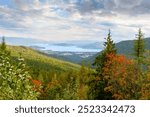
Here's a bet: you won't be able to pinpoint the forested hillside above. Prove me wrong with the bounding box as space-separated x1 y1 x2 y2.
116 37 150 56
86 38 150 64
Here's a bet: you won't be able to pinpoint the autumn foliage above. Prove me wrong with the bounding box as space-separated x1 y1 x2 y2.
102 53 138 99
101 52 150 99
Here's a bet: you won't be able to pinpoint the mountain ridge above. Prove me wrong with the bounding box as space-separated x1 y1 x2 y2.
85 37 150 64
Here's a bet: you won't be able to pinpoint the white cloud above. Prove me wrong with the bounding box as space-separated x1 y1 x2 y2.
0 0 150 42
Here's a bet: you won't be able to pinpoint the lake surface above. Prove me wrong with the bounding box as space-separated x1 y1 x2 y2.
34 44 101 52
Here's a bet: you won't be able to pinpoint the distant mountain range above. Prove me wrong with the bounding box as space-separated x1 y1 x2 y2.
32 38 150 64
1 37 150 65
85 38 150 64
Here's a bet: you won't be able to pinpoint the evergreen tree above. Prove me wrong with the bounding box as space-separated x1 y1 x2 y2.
103 30 116 54
0 36 6 50
134 28 145 65
93 30 116 77
90 30 116 100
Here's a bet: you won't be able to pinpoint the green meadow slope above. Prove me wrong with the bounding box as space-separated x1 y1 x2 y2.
7 45 81 72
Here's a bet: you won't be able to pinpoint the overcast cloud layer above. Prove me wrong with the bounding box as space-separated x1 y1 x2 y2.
0 0 150 42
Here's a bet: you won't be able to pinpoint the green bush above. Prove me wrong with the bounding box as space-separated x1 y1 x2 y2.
0 41 39 100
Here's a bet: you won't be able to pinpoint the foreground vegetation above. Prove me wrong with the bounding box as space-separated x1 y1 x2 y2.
0 29 150 100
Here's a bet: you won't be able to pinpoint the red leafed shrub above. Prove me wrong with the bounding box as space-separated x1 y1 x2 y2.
31 79 42 93
32 79 42 86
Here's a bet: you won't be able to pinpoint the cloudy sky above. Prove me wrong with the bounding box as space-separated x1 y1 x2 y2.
0 0 150 42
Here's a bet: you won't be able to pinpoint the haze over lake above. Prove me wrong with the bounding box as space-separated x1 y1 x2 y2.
32 44 101 52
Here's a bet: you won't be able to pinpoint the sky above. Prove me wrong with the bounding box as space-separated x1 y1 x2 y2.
0 0 150 42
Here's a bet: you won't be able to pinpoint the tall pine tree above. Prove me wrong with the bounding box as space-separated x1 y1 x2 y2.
93 30 116 77
90 30 116 100
134 28 145 65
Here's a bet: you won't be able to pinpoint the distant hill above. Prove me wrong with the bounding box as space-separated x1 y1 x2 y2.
85 38 150 64
7 45 81 73
116 37 150 56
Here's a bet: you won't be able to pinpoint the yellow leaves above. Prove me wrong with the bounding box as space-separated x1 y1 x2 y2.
112 93 123 100
104 86 112 92
78 85 88 100
147 68 150 80
140 68 150 99
119 79 126 86
47 79 60 89
140 88 150 100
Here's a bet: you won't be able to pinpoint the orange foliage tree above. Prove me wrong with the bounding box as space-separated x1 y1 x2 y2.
102 53 142 99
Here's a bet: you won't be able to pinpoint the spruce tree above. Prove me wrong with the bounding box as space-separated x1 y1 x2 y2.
93 30 116 77
134 28 145 65
91 30 116 100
